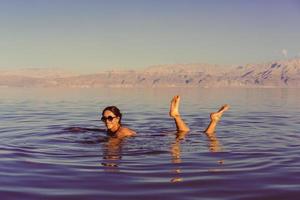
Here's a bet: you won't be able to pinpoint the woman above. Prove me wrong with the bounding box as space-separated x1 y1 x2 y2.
101 106 136 138
101 96 229 138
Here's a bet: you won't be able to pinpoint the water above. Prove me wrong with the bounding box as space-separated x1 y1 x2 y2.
0 88 299 200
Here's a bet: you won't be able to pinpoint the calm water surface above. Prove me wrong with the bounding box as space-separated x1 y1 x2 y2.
0 88 299 200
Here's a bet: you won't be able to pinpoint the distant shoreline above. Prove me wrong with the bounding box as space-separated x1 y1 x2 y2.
1 58 299 88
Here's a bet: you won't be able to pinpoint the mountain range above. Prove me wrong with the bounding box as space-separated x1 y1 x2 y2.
1 58 300 88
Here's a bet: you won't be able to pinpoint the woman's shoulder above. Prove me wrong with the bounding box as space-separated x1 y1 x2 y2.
118 126 136 137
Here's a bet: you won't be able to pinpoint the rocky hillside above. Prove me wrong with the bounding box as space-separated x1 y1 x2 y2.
1 58 300 88
225 59 300 87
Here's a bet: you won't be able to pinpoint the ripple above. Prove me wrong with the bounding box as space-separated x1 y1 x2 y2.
1 88 300 199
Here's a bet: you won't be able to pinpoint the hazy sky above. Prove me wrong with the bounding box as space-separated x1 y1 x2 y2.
0 0 299 72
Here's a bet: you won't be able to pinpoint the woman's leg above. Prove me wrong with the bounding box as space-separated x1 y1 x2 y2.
204 104 229 134
169 95 190 132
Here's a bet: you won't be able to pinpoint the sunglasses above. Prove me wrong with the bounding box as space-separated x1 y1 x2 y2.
101 116 117 122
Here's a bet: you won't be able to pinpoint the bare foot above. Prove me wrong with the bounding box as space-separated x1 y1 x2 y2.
210 104 230 122
169 95 181 118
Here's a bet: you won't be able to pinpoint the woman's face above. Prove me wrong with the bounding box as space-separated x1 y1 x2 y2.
102 110 120 130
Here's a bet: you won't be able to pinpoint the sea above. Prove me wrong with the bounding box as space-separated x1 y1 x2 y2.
0 87 299 200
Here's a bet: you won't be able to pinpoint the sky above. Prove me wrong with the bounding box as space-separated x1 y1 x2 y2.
0 0 299 73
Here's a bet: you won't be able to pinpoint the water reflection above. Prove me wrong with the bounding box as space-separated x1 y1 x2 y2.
205 132 225 172
169 130 225 182
170 131 188 183
101 137 123 172
205 132 222 153
66 126 124 172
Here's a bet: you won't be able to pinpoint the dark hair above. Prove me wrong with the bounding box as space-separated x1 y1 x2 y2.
102 106 122 124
